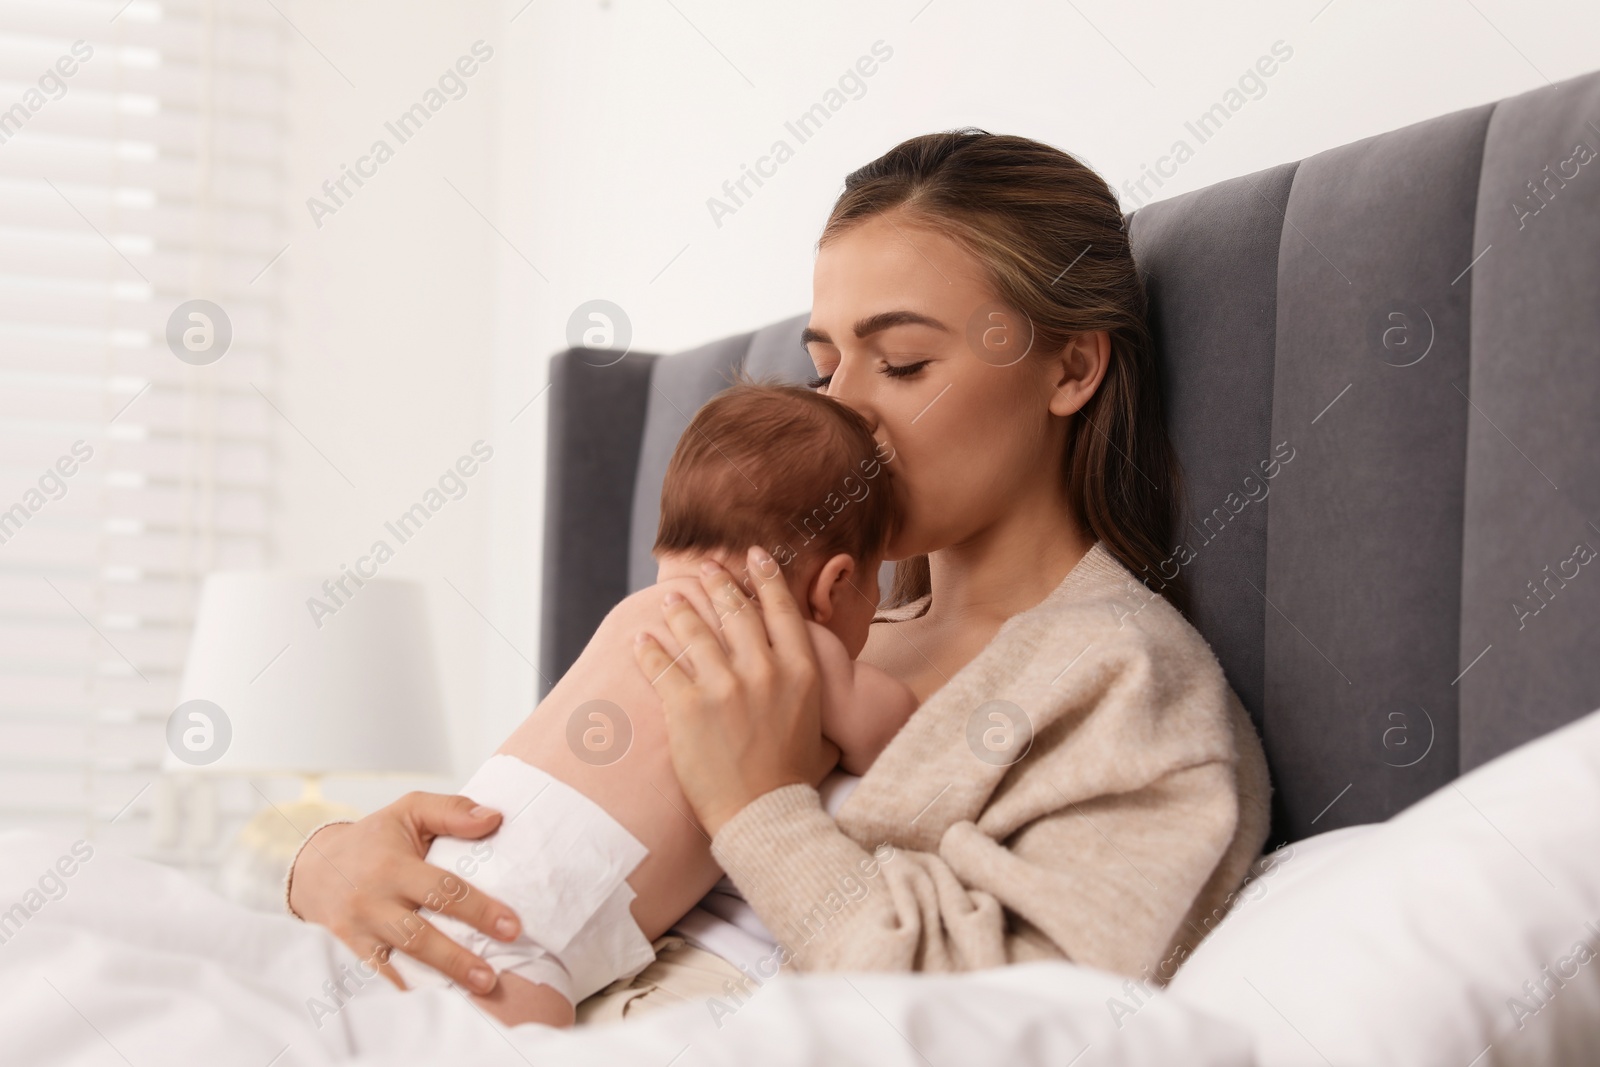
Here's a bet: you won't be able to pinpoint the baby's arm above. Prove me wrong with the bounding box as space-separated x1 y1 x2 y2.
807 622 921 776
829 662 920 775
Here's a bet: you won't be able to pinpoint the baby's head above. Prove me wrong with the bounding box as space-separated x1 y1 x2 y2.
652 373 901 657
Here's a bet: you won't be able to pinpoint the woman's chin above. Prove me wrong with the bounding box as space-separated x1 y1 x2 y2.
885 537 936 562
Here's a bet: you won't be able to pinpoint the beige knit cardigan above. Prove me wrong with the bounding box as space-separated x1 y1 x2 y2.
709 540 1273 981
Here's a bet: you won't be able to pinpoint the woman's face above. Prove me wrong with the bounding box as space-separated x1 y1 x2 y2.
805 210 1083 561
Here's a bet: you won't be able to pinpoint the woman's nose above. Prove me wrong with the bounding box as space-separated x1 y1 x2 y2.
822 362 874 424
824 358 853 398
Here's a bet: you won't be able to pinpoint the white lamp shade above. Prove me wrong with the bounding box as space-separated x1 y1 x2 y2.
167 572 452 776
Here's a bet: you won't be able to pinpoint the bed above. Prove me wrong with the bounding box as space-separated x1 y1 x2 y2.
4 704 1598 1065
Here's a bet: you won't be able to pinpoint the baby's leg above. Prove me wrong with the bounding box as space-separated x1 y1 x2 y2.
498 695 726 941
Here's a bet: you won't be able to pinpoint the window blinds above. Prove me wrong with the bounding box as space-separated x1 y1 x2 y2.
0 0 283 864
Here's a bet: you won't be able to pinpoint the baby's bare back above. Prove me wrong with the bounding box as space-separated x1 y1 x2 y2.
495 575 859 941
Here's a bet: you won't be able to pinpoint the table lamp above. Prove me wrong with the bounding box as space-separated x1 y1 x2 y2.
166 572 453 908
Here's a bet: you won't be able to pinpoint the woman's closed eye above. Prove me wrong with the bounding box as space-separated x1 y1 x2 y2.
806 360 930 390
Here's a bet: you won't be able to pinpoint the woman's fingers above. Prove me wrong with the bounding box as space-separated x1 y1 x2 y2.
739 545 814 672
398 859 519 943
392 910 499 993
655 586 738 692
696 554 777 674
386 792 521 943
361 903 498 994
631 627 696 702
350 933 406 990
398 790 503 849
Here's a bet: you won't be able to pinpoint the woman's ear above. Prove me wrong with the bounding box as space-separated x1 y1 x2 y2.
807 553 856 625
1047 329 1111 418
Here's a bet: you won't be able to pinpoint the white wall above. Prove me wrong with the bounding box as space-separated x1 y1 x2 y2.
270 0 503 807
274 0 1600 797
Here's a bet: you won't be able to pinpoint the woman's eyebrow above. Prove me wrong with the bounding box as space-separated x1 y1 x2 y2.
801 310 951 346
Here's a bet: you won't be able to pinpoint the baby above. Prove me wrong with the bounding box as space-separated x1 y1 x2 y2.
392 378 921 1027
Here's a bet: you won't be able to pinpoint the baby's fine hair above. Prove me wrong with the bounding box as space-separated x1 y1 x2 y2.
653 370 901 577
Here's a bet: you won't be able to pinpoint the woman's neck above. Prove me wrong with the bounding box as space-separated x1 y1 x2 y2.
922 488 1093 628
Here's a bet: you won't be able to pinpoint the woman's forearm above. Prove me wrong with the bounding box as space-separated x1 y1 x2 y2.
710 783 1010 974
713 758 1249 980
283 817 354 918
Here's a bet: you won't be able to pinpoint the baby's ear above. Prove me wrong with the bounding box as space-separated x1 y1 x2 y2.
812 556 864 620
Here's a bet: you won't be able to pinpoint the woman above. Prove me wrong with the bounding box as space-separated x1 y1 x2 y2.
286 129 1273 1020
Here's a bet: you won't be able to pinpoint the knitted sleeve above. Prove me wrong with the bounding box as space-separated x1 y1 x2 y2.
710 765 1247 977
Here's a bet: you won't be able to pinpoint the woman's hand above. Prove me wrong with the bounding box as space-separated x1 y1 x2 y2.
287 791 521 994
630 545 835 837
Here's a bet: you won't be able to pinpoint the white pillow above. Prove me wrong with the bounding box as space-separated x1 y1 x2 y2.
1168 706 1600 1067
1235 823 1381 900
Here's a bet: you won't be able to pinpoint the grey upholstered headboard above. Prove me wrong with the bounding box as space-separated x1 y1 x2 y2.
539 69 1600 847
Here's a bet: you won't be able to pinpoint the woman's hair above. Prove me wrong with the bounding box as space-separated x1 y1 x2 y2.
653 372 902 582
821 128 1191 619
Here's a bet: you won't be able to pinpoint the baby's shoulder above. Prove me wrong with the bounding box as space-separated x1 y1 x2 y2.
600 576 717 630
803 618 854 681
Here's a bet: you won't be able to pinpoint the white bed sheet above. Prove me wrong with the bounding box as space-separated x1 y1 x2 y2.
0 829 1255 1067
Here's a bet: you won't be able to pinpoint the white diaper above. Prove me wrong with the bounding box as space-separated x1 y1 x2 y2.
389 754 656 1005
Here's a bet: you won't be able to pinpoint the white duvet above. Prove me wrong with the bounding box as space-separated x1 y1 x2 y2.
0 830 1252 1067
6 705 1599 1067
